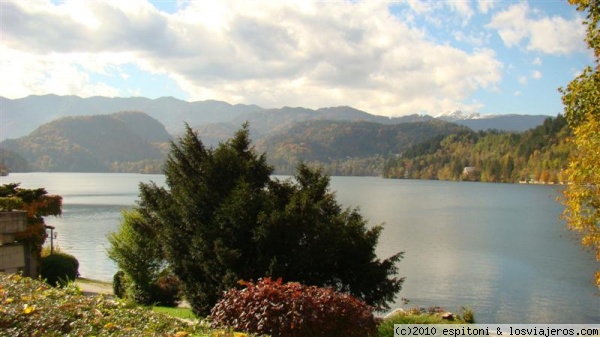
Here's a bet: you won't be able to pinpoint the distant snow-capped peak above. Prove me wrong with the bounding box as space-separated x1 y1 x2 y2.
435 110 482 120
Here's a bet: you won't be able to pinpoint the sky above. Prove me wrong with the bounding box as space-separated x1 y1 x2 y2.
0 0 593 117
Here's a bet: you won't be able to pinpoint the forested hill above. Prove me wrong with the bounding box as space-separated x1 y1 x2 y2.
383 115 571 183
193 106 434 147
0 111 170 173
256 119 469 175
0 108 567 178
0 148 29 174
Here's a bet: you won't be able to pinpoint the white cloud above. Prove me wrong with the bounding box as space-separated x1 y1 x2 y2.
453 30 490 46
518 76 528 85
487 2 586 55
516 69 542 85
477 0 497 14
403 0 475 28
405 0 436 15
0 0 503 116
532 57 542 66
448 1 474 22
0 46 122 98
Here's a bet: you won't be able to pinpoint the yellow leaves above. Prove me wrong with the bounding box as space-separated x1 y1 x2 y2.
23 304 36 315
561 40 600 287
104 322 117 330
10 274 22 282
211 331 248 337
91 308 103 318
174 332 190 337
1 272 239 336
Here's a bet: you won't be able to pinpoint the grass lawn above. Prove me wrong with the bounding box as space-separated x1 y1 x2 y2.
152 306 197 320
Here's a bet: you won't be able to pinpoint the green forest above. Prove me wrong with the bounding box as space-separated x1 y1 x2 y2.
0 112 169 173
0 110 571 183
256 119 469 176
383 115 571 183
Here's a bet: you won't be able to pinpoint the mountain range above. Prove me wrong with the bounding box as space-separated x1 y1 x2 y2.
435 110 552 133
1 95 549 142
0 95 555 175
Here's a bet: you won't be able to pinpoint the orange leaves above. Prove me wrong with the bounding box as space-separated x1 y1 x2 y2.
1 184 63 260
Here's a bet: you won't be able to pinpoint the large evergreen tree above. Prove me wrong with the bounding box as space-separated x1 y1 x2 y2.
136 123 403 316
560 0 600 286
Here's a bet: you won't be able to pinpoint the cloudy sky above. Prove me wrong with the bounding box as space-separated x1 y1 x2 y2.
0 0 592 117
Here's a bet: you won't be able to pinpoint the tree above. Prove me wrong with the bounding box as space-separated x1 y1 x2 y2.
107 209 164 304
257 164 403 310
136 124 403 316
560 0 600 286
0 183 62 266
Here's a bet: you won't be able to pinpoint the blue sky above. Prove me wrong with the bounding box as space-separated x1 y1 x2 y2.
0 0 592 117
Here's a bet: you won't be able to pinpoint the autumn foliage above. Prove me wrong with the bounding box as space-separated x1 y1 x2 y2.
0 273 225 336
0 183 62 260
561 0 600 286
210 278 377 337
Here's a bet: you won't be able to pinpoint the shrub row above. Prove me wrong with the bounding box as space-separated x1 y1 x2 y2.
0 273 223 336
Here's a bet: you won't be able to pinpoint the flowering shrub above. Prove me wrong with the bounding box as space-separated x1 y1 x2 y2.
210 278 377 337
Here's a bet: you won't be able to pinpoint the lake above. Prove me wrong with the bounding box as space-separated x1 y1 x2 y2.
1 172 598 323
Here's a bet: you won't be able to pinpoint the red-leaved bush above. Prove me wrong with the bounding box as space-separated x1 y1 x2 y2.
210 278 377 337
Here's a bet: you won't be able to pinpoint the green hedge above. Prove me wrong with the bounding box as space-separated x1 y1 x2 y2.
40 252 79 287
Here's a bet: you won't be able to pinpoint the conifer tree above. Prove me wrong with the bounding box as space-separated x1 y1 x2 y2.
136 123 403 316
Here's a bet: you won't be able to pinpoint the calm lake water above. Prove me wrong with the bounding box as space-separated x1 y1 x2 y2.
1 172 598 323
